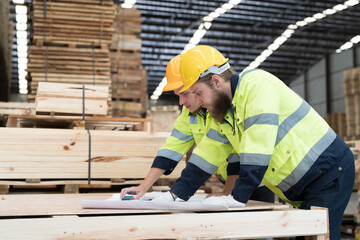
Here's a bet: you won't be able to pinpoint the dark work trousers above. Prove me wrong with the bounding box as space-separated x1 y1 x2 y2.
250 185 275 203
298 159 355 240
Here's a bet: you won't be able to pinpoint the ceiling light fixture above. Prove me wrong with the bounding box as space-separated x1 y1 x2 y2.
151 0 242 101
247 1 359 71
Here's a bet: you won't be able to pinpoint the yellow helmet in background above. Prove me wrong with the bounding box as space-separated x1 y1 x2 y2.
180 45 229 92
163 54 183 92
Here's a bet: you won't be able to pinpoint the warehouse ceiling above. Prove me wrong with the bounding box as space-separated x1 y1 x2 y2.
115 0 360 102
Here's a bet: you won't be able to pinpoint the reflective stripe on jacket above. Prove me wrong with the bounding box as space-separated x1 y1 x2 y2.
176 69 353 206
152 106 234 181
228 69 351 206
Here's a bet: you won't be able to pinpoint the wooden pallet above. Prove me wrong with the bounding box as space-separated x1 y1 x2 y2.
6 114 153 132
110 51 142 71
344 67 360 139
0 194 329 239
0 179 145 194
109 101 147 118
326 113 347 140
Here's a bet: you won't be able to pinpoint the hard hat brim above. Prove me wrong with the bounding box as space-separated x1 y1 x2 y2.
163 81 184 92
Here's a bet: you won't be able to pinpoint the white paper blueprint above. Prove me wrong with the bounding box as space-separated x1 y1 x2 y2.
81 193 228 211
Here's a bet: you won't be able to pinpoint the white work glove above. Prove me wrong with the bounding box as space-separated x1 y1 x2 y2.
201 195 246 208
140 191 175 202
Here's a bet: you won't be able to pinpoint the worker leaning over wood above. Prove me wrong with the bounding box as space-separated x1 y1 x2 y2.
165 45 354 239
120 54 239 199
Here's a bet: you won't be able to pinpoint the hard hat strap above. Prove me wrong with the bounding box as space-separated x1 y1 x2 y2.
199 62 231 78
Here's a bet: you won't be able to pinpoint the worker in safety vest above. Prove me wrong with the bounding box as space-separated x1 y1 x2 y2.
120 54 240 200
167 45 354 239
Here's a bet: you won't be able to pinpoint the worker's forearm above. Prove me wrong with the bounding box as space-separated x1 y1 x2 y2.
223 175 239 195
140 167 166 192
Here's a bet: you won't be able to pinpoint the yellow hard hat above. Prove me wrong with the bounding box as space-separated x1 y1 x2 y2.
180 45 229 92
163 54 183 92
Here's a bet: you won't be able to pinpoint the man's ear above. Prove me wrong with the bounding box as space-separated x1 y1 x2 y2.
211 75 222 89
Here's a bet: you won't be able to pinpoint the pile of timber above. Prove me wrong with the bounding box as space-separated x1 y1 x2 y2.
31 0 114 47
6 115 153 132
0 128 183 193
110 7 142 52
35 82 109 116
0 102 35 116
346 141 360 190
3 83 151 131
348 141 360 236
0 102 35 127
343 67 360 140
326 113 347 140
27 0 115 101
109 7 147 118
147 105 181 132
27 46 111 99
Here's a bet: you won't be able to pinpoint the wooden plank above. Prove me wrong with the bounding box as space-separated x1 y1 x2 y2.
35 82 109 115
0 102 36 116
0 128 175 179
0 197 327 240
0 179 142 187
0 193 289 217
6 114 152 131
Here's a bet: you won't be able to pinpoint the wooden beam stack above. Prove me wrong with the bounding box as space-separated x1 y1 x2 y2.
31 0 114 47
0 128 182 180
35 82 109 116
343 67 360 140
27 46 111 98
0 102 35 116
325 113 347 140
109 7 147 118
27 0 115 102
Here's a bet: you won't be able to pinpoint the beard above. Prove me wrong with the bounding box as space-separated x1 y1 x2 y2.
209 89 232 123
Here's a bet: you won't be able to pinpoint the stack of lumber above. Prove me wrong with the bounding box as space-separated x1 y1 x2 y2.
31 0 114 47
0 102 35 116
27 0 115 101
346 141 360 190
27 46 111 98
4 82 151 132
109 7 147 118
147 105 181 132
343 67 360 140
326 113 347 140
0 102 35 127
35 82 109 116
6 115 153 132
349 141 360 237
0 128 183 192
110 7 142 52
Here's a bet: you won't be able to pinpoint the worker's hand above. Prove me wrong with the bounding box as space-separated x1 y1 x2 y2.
140 191 175 202
206 191 232 198
201 195 246 208
120 186 146 200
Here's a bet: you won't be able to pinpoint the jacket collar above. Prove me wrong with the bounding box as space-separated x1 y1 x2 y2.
231 74 239 98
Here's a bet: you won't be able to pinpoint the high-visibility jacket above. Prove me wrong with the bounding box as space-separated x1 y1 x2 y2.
152 106 238 183
171 69 353 206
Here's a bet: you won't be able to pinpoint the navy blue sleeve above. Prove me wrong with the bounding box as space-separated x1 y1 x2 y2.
151 156 178 175
170 162 212 201
232 165 267 203
227 162 240 175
